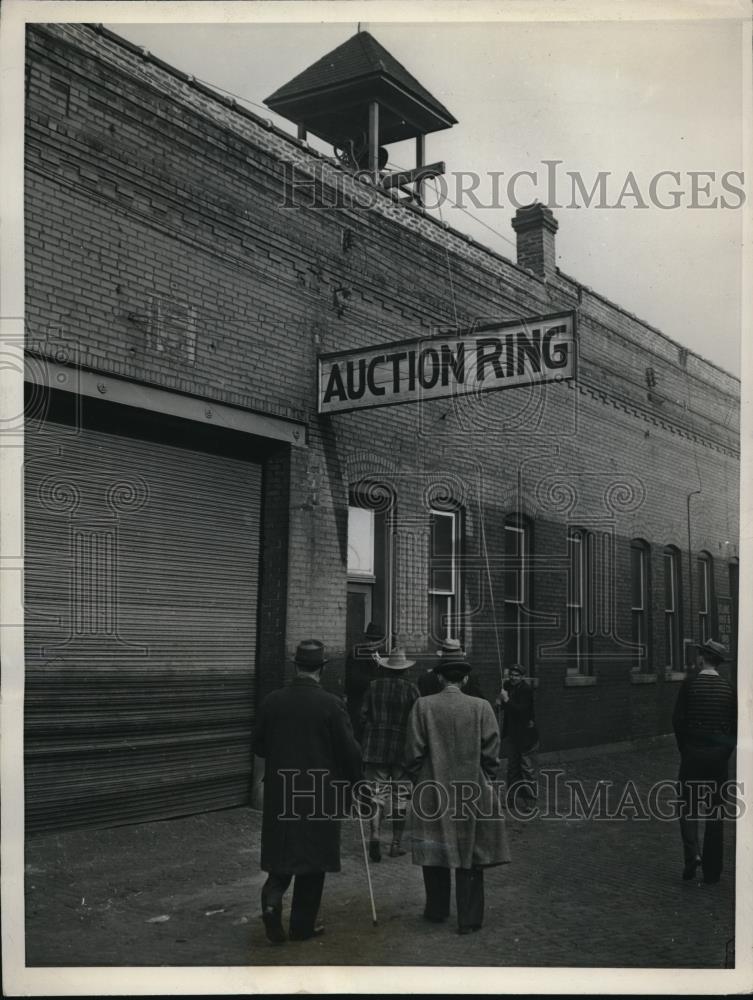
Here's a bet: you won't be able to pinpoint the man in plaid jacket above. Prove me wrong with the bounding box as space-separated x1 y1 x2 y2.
360 648 419 861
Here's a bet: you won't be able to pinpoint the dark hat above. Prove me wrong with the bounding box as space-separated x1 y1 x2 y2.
294 639 328 669
435 656 471 678
363 621 384 644
696 639 728 662
508 664 525 676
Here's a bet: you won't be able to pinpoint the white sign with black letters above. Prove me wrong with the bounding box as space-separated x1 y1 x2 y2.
317 311 576 415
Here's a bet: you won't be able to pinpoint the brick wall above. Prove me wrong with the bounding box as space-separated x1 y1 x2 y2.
24 24 740 748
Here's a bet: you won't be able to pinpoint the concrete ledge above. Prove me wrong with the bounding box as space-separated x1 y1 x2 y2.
630 673 658 684
564 674 597 687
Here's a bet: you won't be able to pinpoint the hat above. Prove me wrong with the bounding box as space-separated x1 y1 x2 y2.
508 664 525 676
696 639 728 662
437 637 465 658
363 622 384 645
435 657 471 679
294 639 328 669
377 648 415 670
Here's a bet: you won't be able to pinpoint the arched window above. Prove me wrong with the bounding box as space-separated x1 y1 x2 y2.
663 546 682 671
630 539 651 672
504 514 533 673
697 551 715 644
567 527 593 675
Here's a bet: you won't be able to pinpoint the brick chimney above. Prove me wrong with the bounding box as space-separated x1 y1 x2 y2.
511 203 559 280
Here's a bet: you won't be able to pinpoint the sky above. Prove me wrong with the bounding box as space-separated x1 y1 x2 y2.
104 13 746 376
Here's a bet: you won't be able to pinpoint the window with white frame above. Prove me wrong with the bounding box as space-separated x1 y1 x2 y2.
347 506 375 579
429 509 460 644
697 552 714 644
504 516 531 673
346 488 394 654
663 547 682 671
630 540 650 671
567 528 592 674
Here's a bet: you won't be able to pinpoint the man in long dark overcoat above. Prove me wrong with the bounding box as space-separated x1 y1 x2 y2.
252 640 363 943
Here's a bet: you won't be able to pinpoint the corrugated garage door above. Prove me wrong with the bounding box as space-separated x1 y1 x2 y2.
24 415 262 833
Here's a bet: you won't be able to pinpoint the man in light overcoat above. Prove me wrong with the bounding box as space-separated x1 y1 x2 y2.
404 656 510 934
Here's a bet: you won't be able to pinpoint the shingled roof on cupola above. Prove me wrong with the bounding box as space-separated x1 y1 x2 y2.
264 30 457 147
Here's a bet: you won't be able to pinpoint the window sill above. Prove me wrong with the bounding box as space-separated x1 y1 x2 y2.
665 670 687 682
564 674 597 687
630 673 657 685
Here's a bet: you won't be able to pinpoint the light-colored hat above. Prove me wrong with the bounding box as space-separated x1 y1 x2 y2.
377 648 415 670
437 637 465 658
696 639 728 662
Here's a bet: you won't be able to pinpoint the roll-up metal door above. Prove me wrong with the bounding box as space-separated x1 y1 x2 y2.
24 416 262 833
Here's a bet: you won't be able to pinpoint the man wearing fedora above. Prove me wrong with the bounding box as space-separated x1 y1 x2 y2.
405 655 510 934
252 640 363 944
344 621 385 741
672 638 737 884
360 648 420 861
417 638 484 698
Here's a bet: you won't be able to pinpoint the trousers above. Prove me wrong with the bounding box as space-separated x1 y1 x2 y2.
261 871 325 935
678 755 729 882
422 866 485 930
506 738 539 801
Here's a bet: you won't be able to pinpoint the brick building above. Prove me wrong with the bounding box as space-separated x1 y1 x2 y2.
23 23 740 832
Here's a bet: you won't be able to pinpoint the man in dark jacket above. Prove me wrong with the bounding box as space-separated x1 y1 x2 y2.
252 640 363 944
497 663 539 806
673 638 737 884
344 622 384 740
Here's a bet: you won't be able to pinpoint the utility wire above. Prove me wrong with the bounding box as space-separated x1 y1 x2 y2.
387 157 519 253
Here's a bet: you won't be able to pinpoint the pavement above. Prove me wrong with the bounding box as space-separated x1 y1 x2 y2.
24 741 736 970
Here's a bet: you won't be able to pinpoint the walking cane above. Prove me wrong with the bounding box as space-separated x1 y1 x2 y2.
356 803 378 926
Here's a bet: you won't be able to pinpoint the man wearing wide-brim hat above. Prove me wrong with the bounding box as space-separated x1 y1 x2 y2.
252 640 362 944
360 648 420 861
672 638 737 884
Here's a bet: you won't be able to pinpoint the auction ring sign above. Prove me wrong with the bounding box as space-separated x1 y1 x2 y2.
317 311 576 415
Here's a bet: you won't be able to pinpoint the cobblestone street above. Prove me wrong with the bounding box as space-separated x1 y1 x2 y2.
24 741 735 970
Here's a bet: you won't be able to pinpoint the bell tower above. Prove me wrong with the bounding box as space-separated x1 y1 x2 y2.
264 29 457 204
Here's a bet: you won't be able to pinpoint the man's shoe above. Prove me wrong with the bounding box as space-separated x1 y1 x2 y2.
682 855 702 881
369 839 382 862
423 911 448 923
289 924 325 941
389 841 407 858
458 925 482 935
261 907 286 944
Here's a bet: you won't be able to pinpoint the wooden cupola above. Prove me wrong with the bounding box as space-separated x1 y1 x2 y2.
264 29 456 203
